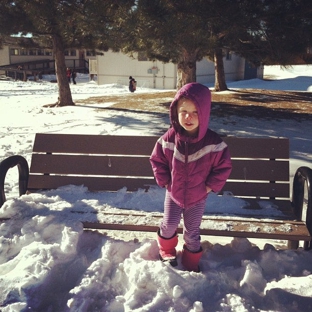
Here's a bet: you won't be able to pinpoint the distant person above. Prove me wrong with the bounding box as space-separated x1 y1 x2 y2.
66 68 71 83
129 76 136 92
150 83 232 272
72 70 77 85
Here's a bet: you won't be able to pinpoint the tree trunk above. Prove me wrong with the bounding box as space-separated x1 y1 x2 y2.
176 49 197 90
214 48 228 91
52 34 74 106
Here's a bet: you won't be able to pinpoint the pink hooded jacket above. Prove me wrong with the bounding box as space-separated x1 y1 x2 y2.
150 83 232 208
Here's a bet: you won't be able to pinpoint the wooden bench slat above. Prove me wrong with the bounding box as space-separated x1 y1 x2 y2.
82 218 310 241
223 181 289 198
229 159 289 181
33 134 289 158
210 198 294 217
76 207 304 238
29 155 289 182
27 176 289 198
27 175 155 192
32 133 158 155
30 154 153 177
223 137 289 159
30 155 290 181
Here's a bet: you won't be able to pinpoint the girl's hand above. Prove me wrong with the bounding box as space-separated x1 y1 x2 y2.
206 186 212 193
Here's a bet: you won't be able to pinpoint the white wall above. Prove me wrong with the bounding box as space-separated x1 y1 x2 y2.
97 50 257 89
196 54 245 85
0 46 10 75
224 54 245 81
0 46 10 66
96 51 177 89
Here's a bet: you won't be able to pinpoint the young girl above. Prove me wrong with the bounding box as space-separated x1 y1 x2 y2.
150 82 232 272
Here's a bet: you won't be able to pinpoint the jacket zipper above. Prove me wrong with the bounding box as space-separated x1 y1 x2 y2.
184 139 189 207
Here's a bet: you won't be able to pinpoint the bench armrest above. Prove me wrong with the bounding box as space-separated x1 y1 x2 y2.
0 155 29 207
292 166 312 227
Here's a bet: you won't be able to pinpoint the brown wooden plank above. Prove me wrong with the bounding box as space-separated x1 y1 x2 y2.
210 198 294 218
223 181 289 198
223 137 289 159
30 154 153 176
30 154 290 182
27 176 290 199
32 133 158 155
27 174 156 192
229 159 289 181
82 218 311 241
33 135 289 159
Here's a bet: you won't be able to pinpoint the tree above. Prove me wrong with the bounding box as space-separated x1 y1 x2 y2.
0 0 134 106
116 0 213 89
253 0 312 65
113 0 263 90
114 0 312 91
202 0 266 91
219 0 312 66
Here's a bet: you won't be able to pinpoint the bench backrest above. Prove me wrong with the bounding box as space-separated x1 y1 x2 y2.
28 134 290 200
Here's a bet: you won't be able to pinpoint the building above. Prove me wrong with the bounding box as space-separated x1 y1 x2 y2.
0 37 95 80
95 50 264 89
0 37 263 86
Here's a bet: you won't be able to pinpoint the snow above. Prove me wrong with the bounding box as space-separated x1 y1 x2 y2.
1 65 312 311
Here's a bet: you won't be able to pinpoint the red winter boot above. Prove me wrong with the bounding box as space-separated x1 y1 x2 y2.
157 229 178 267
181 245 203 272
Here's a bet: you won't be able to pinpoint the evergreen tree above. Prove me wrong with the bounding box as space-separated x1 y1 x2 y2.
114 0 262 90
115 0 312 91
117 0 213 89
0 0 133 106
255 0 312 65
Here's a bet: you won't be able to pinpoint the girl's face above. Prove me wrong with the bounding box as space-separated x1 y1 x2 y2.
177 98 199 136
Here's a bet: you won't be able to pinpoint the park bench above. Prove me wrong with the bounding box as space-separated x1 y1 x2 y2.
1 133 312 249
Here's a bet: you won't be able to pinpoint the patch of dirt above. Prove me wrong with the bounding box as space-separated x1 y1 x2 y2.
76 88 312 120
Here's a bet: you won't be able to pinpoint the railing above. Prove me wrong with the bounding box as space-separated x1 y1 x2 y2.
0 59 89 80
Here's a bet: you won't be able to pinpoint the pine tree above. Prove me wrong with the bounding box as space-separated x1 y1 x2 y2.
255 0 312 65
221 0 312 66
117 0 214 89
114 0 312 91
0 0 134 106
115 0 263 90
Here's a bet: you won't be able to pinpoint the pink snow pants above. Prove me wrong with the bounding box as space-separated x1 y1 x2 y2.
159 191 206 252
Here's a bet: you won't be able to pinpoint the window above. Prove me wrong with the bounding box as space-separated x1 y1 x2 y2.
45 50 52 56
37 49 45 56
20 49 28 55
10 48 19 55
307 47 312 54
86 50 96 56
225 50 232 61
65 50 76 56
29 49 36 55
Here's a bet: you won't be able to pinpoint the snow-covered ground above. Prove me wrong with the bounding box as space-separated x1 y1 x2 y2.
0 65 312 311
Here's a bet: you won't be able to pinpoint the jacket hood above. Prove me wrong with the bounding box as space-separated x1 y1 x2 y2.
170 83 211 142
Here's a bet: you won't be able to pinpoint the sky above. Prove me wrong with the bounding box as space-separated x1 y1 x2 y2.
0 65 312 312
